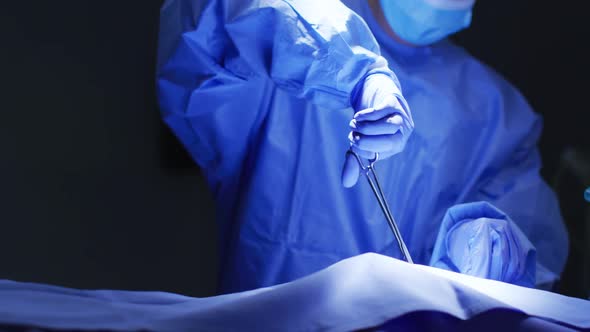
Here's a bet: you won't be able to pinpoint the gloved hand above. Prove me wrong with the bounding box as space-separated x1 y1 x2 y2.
341 73 413 188
429 202 537 287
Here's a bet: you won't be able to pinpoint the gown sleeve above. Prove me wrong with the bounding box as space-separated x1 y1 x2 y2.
156 0 402 171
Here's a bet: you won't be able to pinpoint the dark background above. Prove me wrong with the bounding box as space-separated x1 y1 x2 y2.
1 1 588 298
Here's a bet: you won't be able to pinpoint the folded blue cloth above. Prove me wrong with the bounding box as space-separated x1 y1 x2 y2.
1 253 589 331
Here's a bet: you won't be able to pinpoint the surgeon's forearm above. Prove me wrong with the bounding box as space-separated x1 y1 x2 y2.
220 0 397 109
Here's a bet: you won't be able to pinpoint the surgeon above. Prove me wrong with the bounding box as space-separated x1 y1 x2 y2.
156 0 568 293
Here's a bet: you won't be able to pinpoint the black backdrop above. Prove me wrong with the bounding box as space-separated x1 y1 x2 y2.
1 1 588 297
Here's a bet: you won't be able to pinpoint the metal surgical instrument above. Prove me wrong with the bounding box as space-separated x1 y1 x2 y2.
350 150 413 264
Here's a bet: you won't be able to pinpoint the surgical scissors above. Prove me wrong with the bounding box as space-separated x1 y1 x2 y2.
349 150 413 264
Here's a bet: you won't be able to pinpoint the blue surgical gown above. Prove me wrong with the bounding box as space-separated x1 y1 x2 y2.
156 0 568 293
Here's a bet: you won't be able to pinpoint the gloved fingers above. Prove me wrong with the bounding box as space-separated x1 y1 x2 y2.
349 144 377 160
341 142 397 188
341 150 361 188
349 114 403 136
347 132 380 159
354 96 404 122
354 107 400 122
349 132 405 155
376 150 396 160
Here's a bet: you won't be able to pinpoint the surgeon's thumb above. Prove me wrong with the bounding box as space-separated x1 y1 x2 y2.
342 151 360 188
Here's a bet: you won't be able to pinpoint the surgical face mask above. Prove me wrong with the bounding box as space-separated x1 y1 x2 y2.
379 0 475 46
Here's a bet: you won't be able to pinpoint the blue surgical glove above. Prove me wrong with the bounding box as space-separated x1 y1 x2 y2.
430 202 537 287
341 73 414 188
